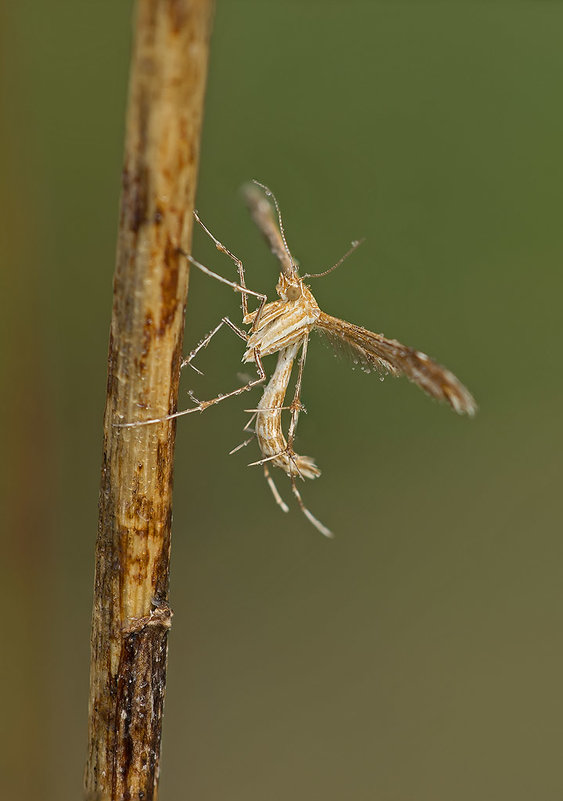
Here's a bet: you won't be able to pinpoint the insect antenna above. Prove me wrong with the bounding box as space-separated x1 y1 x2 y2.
304 238 365 279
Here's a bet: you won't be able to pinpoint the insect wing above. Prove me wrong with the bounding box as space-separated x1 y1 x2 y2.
316 312 477 416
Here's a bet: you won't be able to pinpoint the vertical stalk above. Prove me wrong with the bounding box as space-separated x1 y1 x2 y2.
85 2 214 799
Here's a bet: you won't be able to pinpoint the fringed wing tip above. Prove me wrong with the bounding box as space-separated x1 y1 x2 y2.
316 312 477 417
443 380 478 417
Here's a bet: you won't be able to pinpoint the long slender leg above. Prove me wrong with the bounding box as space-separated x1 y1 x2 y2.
248 453 307 486
177 251 268 328
264 464 289 513
243 412 257 432
229 435 255 455
287 336 309 450
247 448 307 484
181 316 248 372
228 411 258 454
291 477 333 539
193 211 252 319
248 451 290 468
114 349 266 428
243 405 293 413
115 240 270 428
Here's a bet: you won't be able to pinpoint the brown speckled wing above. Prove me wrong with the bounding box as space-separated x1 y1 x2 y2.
316 312 477 416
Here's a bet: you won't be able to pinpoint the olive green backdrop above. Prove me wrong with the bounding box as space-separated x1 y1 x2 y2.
2 2 562 800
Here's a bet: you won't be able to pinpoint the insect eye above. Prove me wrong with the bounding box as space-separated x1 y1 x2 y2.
286 285 301 301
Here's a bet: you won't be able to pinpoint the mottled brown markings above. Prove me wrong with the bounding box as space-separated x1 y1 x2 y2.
114 617 169 800
187 138 196 168
151 507 173 598
159 237 180 332
155 439 169 486
128 460 159 523
111 550 121 584
144 0 158 32
87 1 213 796
136 312 154 375
169 0 188 34
106 331 119 400
124 86 150 235
170 336 183 379
122 162 149 236
129 537 150 585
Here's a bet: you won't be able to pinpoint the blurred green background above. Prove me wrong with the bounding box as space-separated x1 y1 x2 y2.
2 2 562 799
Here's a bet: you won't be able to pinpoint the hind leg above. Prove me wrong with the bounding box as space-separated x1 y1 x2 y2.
263 464 289 513
290 476 333 539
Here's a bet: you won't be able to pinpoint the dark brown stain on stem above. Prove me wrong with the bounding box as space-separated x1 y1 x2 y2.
114 605 172 799
159 238 180 332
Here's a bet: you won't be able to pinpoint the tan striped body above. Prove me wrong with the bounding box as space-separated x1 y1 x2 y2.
242 283 320 362
255 339 320 480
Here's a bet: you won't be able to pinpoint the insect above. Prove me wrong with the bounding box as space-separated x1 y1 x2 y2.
117 182 477 537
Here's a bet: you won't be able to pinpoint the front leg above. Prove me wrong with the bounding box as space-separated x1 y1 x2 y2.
114 348 266 428
192 210 255 322
177 250 268 329
181 316 248 375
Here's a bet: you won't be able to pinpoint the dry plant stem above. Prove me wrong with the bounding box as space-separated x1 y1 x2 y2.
85 2 214 799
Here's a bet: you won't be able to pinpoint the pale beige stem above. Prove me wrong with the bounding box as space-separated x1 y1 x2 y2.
85 2 214 799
